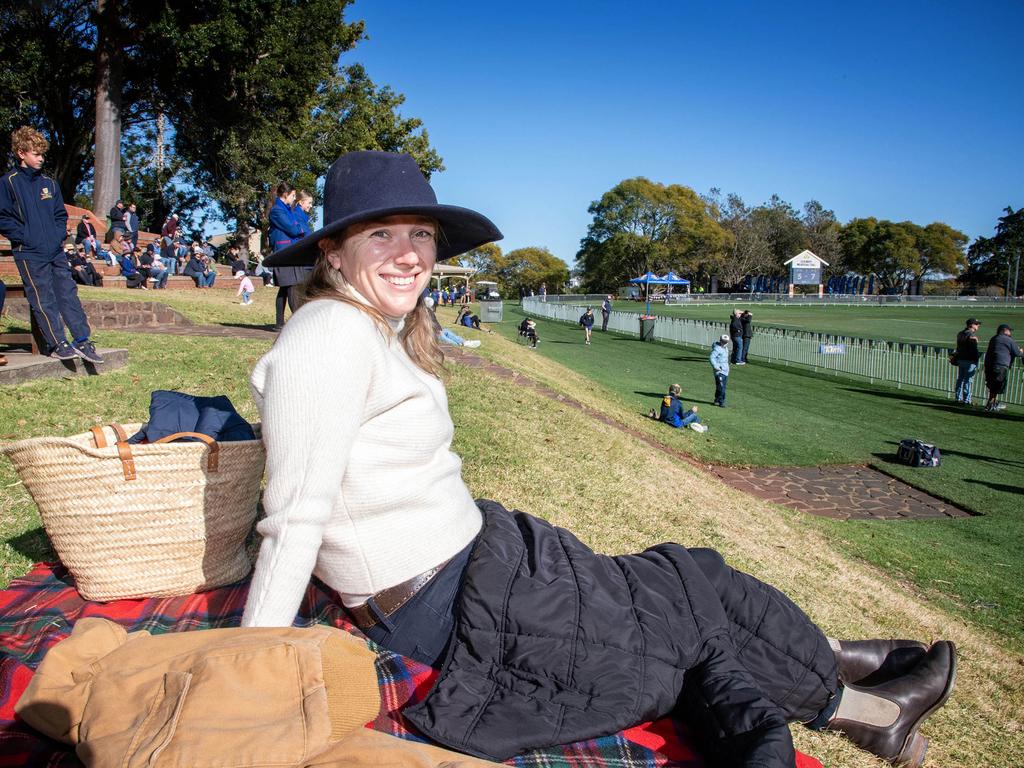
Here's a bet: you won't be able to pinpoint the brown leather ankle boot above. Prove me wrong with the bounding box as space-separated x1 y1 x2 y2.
835 638 928 685
826 641 956 767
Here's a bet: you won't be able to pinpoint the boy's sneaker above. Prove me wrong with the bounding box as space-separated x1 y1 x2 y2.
50 342 79 361
463 340 481 348
73 340 105 364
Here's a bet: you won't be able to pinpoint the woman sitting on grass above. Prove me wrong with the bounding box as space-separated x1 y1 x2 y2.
243 151 956 768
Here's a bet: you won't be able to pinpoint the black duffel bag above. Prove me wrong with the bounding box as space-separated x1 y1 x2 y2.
897 438 941 468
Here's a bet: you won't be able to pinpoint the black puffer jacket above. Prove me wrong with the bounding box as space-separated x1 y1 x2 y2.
406 502 816 766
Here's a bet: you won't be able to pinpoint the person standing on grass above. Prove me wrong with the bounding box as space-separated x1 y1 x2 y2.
711 333 730 406
729 309 745 364
0 127 103 364
268 181 307 331
953 318 981 404
601 293 613 331
579 306 595 344
983 324 1022 412
741 310 753 363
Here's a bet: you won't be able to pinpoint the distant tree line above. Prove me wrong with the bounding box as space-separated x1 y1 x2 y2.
0 0 441 252
574 176 1015 295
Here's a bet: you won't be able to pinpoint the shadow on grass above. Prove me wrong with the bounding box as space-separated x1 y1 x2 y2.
879 439 1024 468
215 322 279 334
841 386 1024 421
6 527 55 564
964 478 1024 496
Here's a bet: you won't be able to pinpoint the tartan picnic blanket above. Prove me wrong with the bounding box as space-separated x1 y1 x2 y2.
0 563 822 768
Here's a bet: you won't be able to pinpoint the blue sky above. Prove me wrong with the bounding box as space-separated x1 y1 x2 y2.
343 0 1022 268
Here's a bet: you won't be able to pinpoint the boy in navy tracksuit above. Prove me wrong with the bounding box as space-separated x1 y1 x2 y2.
0 127 103 363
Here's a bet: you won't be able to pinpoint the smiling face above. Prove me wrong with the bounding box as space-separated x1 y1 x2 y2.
326 215 437 318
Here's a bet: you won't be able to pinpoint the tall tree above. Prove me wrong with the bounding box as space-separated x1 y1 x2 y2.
839 218 919 294
457 243 503 283
908 222 968 283
0 1 96 198
495 247 569 296
961 207 1024 294
802 200 842 276
576 177 726 291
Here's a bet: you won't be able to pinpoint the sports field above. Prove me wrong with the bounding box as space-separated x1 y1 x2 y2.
483 304 1024 648
618 301 1024 347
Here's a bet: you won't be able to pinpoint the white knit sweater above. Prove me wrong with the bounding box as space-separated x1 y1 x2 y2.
241 298 482 627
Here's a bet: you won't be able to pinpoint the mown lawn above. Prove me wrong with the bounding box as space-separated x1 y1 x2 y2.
1 295 1022 766
612 300 1024 346
476 304 1024 646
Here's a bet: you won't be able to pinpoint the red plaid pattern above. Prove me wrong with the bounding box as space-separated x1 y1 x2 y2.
0 563 821 768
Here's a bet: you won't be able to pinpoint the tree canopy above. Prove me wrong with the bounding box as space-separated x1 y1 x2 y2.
575 178 727 292
0 0 441 247
458 244 567 297
961 207 1024 294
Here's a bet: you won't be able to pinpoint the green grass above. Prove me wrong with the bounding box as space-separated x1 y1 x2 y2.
484 304 1024 645
609 300 1024 346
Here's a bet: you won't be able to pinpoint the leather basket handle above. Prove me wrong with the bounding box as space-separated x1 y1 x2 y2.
90 425 218 480
153 432 219 473
90 423 129 449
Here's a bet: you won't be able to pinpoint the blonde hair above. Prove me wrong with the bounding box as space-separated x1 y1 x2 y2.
304 233 445 377
11 126 48 155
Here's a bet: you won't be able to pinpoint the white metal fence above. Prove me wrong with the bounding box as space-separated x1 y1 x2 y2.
521 297 1023 406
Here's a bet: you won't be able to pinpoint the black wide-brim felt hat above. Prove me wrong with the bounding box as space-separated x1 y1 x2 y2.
262 151 503 268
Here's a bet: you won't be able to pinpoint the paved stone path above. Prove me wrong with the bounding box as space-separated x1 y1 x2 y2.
116 321 973 521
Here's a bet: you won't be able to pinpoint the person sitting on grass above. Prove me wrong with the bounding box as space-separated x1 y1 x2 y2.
426 296 480 348
518 316 539 347
648 383 701 428
455 305 490 332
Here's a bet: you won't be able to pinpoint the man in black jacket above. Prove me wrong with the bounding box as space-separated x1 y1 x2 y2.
953 318 981 404
983 324 1022 411
0 127 103 363
108 199 125 236
740 309 753 363
729 309 745 364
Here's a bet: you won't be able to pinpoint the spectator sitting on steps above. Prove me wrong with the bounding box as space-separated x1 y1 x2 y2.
183 252 216 288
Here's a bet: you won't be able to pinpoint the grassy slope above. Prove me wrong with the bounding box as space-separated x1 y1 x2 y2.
1 295 1021 765
624 301 1024 346
469 304 1024 646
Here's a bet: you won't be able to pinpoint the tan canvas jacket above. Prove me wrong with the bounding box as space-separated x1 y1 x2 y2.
16 617 500 768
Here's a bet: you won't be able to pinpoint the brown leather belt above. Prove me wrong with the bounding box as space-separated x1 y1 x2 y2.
346 559 450 629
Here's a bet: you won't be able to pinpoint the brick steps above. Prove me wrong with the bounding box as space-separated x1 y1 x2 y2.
0 256 242 290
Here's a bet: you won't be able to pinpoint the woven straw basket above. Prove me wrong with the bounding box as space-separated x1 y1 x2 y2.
1 423 266 602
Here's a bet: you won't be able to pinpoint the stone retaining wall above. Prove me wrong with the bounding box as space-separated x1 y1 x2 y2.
5 300 192 329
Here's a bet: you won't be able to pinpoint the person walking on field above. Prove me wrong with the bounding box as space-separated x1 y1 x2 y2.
729 309 745 364
740 310 753 363
953 318 981 404
0 127 104 363
601 294 613 331
983 324 1022 412
579 306 595 344
710 333 730 406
